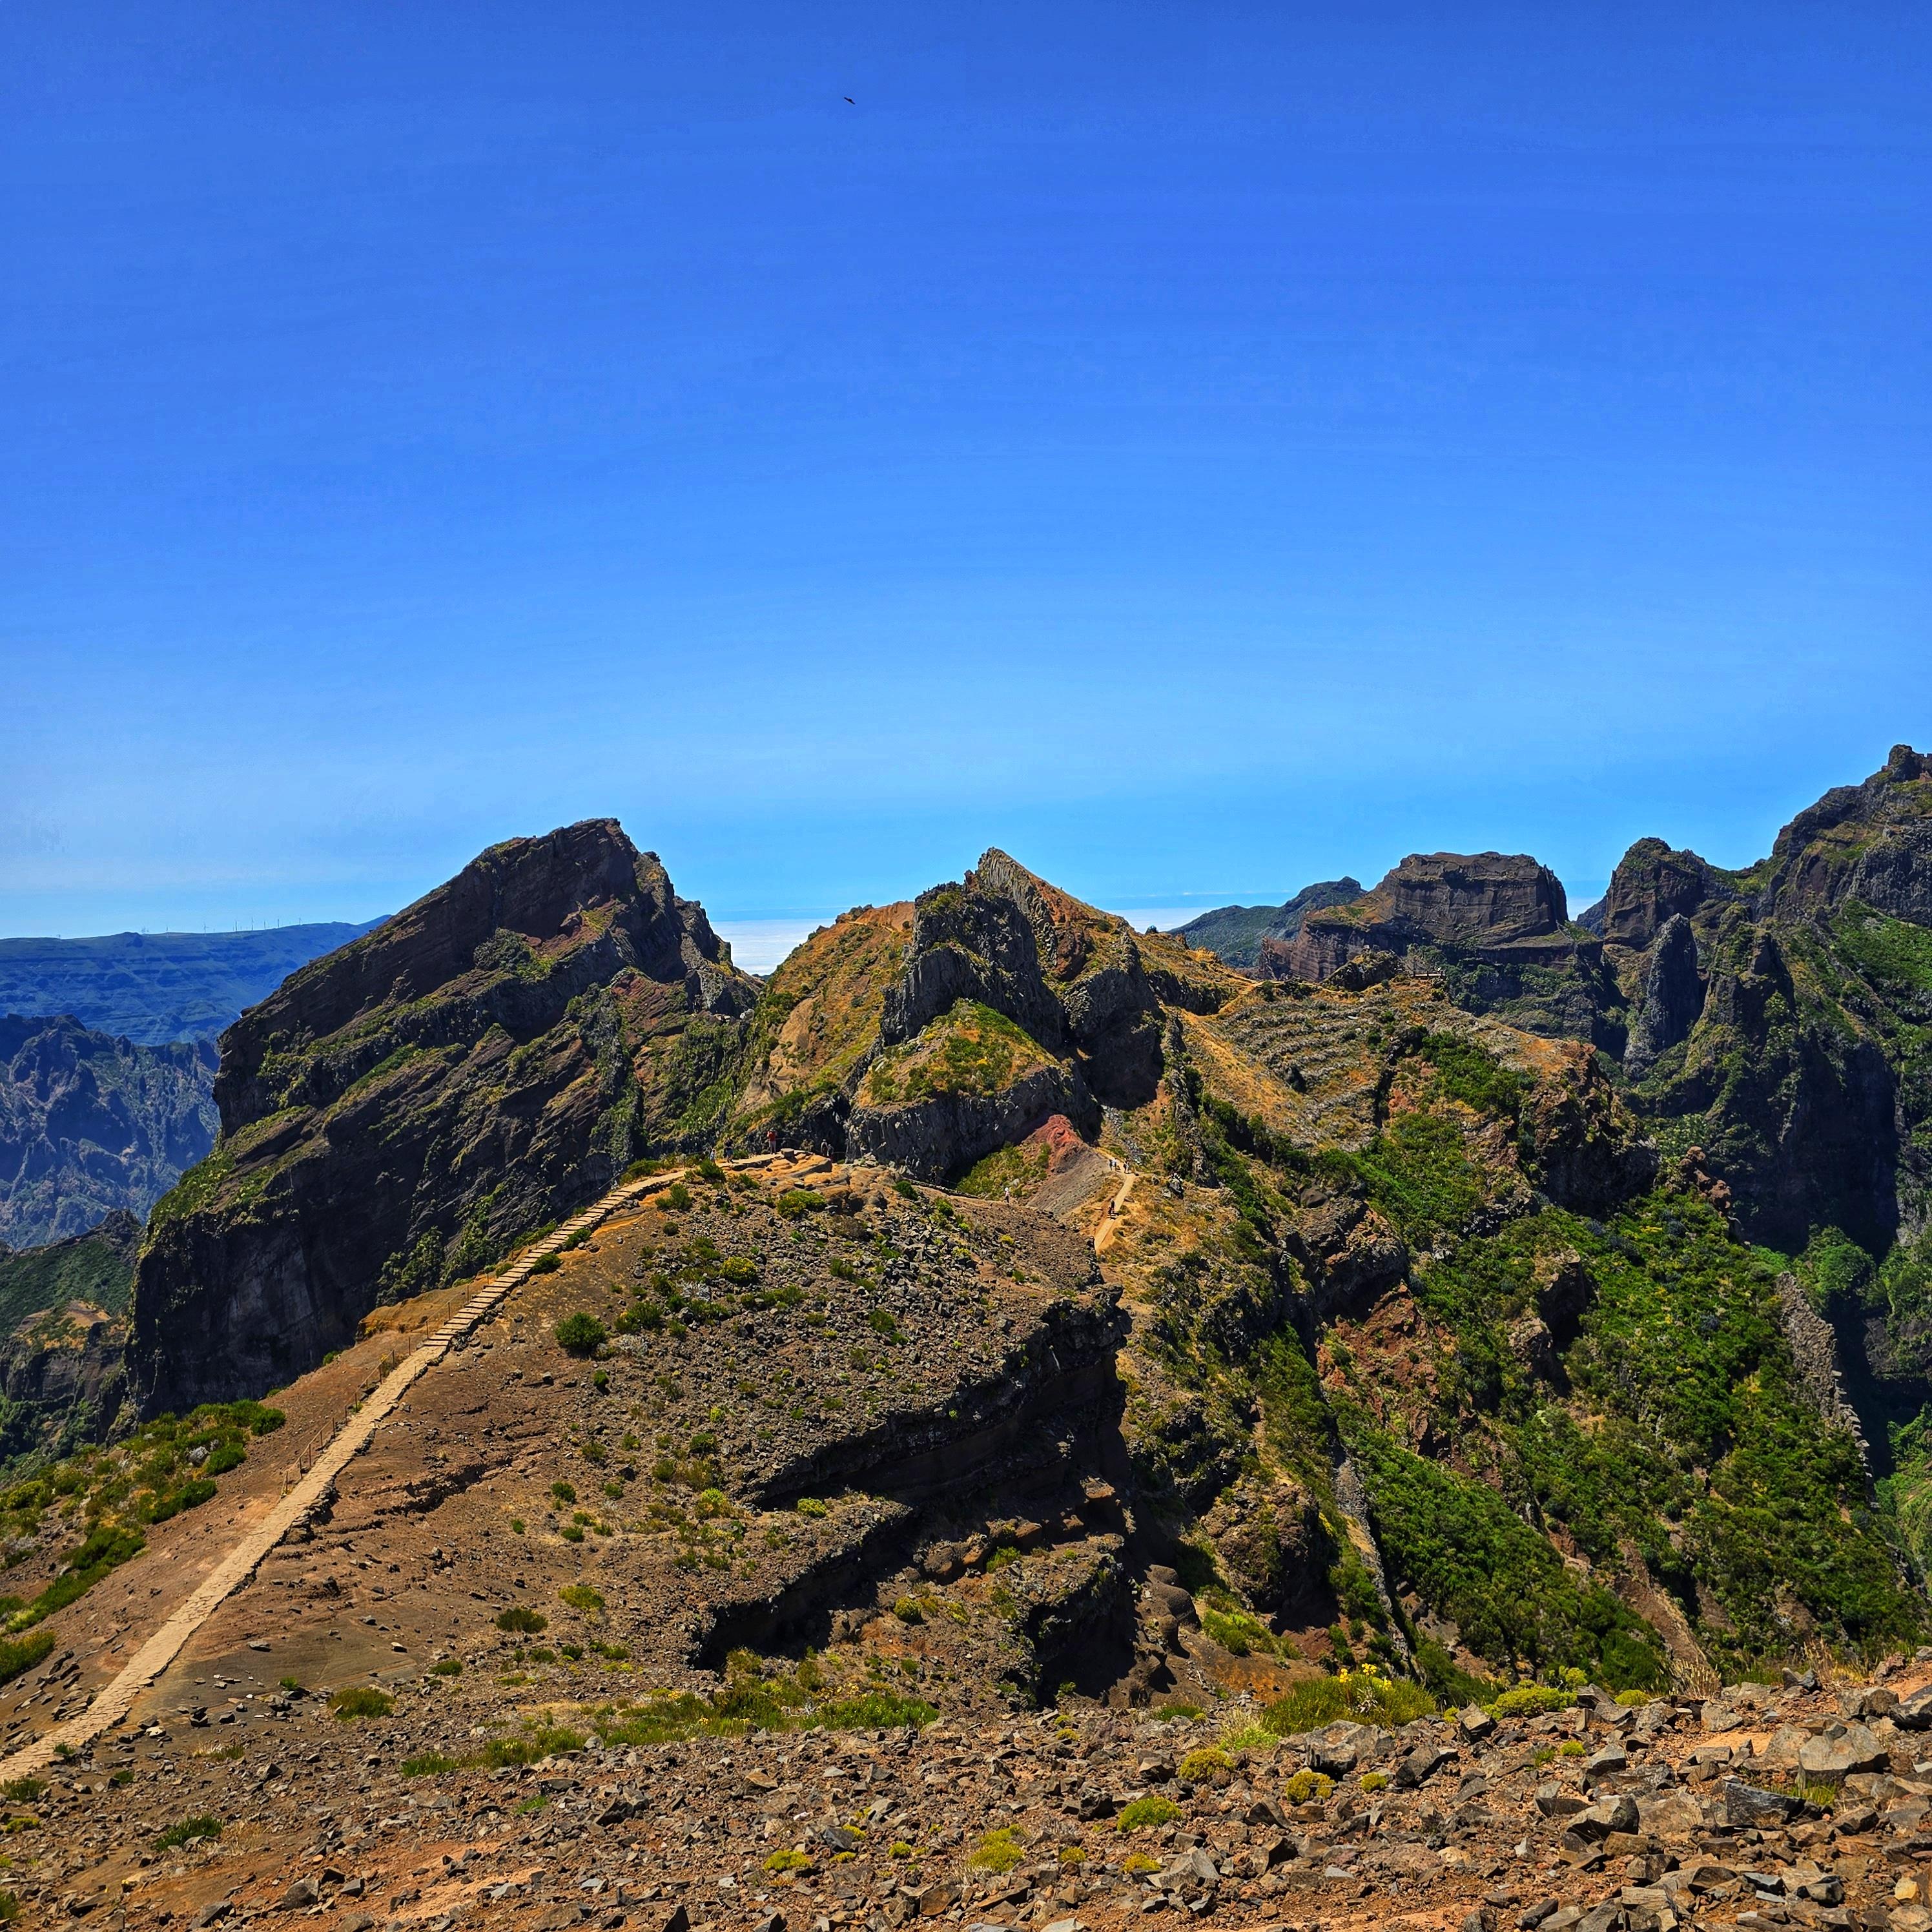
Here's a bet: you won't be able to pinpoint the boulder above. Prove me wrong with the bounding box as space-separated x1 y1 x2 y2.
1393 1742 1455 1789
1722 1780 1803 1828
1798 1723 1888 1778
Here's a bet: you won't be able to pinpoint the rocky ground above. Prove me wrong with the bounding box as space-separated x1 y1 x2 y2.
21 1645 1932 1930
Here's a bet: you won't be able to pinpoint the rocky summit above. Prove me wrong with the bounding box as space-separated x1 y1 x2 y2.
0 753 1931 1931
130 819 757 1415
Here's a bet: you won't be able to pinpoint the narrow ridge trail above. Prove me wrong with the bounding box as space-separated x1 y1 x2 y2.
0 1162 739 1781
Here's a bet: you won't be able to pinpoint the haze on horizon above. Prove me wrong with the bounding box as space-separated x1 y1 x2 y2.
3 3 1927 951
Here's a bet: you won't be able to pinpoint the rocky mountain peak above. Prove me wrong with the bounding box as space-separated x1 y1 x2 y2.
132 822 758 1412
1377 849 1568 944
1761 742 1932 923
215 818 746 1136
1599 837 1720 951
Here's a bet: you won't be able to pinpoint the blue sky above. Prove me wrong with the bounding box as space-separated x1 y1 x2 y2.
3 3 1927 969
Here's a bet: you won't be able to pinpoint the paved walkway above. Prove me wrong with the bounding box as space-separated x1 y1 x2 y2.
0 1168 683 1780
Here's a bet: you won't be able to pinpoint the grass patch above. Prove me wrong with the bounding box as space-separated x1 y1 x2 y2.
328 1686 394 1720
155 1814 223 1851
1262 1668 1436 1736
0 1633 54 1689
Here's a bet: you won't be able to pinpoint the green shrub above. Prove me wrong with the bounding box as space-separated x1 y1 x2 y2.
429 1658 462 1677
1178 1745 1233 1783
1360 1771 1390 1793
1488 1684 1576 1719
719 1256 757 1284
1349 1432 1668 1691
0 1778 43 1803
554 1312 608 1355
559 1584 605 1613
765 1847 814 1874
551 1481 577 1505
968 1827 1025 1873
531 1253 561 1275
1415 1637 1494 1707
1117 1796 1184 1833
402 1752 461 1776
496 1607 548 1633
1282 1769 1333 1805
796 1497 828 1518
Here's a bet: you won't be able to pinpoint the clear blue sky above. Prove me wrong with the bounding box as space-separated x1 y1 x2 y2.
4 3 1927 963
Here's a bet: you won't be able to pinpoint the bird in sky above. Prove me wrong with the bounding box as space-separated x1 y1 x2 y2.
843 96 854 104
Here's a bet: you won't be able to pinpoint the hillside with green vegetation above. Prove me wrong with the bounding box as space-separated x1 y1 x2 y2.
0 1211 138 1333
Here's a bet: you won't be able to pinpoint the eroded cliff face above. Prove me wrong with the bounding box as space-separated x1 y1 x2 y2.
0 1017 216 1248
130 821 757 1413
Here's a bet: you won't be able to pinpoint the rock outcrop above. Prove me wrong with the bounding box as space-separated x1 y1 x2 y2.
130 821 757 1413
1260 852 1619 1048
1762 742 1932 923
0 1015 216 1247
730 850 1240 1178
1274 852 1574 982
1622 912 1703 1078
1598 839 1722 951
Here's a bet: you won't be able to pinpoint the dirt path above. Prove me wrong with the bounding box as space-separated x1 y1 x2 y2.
0 1169 686 1781
1093 1162 1136 1254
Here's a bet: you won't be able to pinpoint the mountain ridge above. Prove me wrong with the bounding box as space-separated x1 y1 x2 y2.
0 920 386 1045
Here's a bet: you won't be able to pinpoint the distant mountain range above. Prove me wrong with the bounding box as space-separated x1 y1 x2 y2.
0 921 381 1252
1171 878 1364 967
0 920 385 1045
